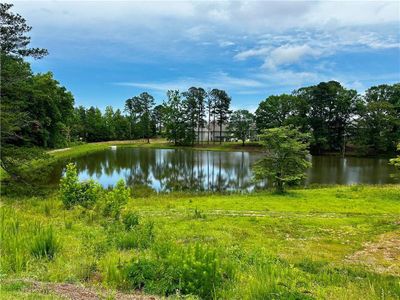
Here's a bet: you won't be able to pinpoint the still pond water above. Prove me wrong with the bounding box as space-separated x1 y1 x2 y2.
53 147 399 192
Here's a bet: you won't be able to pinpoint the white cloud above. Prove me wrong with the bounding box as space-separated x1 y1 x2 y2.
262 44 321 69
234 47 271 60
8 0 400 105
115 72 264 93
219 40 235 47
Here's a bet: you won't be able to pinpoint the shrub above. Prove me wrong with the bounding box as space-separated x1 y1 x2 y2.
124 243 234 299
103 179 130 219
30 225 59 259
116 221 154 250
122 211 140 230
60 163 100 209
173 244 232 299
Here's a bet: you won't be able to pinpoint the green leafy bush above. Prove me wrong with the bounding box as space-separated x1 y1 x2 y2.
103 179 130 219
60 163 100 209
30 225 59 259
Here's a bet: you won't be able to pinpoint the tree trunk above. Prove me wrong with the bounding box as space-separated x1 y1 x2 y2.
207 107 210 144
276 179 284 193
213 113 216 144
220 122 222 144
342 128 346 158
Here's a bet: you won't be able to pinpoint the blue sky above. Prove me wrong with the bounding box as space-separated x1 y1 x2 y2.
11 0 400 111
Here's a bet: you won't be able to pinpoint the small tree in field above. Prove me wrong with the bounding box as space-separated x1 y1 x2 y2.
253 126 311 193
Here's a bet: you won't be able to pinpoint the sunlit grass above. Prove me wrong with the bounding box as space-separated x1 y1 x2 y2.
1 185 399 299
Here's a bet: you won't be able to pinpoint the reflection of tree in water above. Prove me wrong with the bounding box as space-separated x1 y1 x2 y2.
57 148 262 192
51 149 399 189
152 149 207 191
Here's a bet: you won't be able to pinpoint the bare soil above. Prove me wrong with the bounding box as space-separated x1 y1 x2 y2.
345 230 400 276
6 279 158 300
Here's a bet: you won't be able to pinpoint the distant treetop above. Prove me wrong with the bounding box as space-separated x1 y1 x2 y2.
0 3 48 58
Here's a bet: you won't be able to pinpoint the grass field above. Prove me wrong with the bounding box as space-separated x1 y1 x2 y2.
1 185 399 299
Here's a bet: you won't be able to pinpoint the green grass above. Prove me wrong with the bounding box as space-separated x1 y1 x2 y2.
1 185 399 299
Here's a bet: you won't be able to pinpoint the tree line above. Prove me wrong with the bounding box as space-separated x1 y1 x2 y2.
69 80 399 155
1 3 399 156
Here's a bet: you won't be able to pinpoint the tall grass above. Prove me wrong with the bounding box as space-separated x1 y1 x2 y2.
0 209 29 273
0 208 61 275
30 225 59 259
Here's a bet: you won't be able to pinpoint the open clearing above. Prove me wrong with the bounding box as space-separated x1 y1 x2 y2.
1 185 400 299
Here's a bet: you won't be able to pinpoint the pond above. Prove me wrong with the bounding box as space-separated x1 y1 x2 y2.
51 147 399 192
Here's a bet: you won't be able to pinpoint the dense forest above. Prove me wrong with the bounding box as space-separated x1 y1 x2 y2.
1 3 399 156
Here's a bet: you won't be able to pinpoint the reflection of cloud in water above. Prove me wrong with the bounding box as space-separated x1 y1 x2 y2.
52 148 398 191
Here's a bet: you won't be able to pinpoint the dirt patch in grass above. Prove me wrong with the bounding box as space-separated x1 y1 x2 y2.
47 147 71 154
345 230 400 276
5 279 158 300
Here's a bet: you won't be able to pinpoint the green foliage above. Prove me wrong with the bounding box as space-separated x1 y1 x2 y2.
2 186 400 298
163 90 189 145
101 254 129 289
0 3 48 58
125 92 155 143
116 221 154 250
244 261 314 300
174 244 231 298
60 163 100 209
253 81 399 155
295 81 360 154
253 127 311 193
125 243 233 299
103 179 130 219
30 225 59 259
182 87 207 145
0 211 29 273
228 110 255 146
192 207 206 219
255 94 307 132
210 89 232 144
122 211 140 230
163 88 232 146
355 84 400 154
0 146 56 192
389 143 400 176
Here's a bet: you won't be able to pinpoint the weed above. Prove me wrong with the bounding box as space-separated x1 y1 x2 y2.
43 203 51 216
116 221 154 250
122 211 140 230
64 219 73 230
192 207 206 219
0 211 29 273
30 225 59 259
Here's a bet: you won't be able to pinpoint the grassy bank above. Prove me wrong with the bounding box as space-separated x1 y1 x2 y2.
1 185 399 299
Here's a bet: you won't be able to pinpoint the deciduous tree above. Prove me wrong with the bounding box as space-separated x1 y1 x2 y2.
228 110 254 146
253 126 311 193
